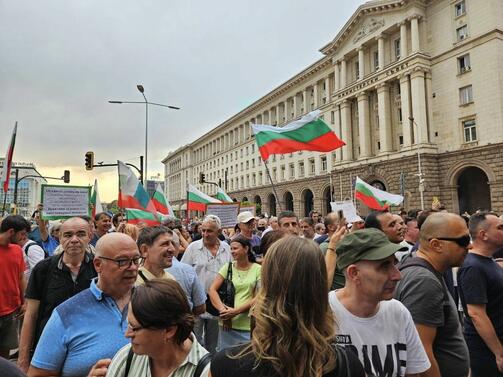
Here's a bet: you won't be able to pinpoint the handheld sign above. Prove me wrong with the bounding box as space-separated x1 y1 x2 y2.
41 184 91 220
206 203 240 228
330 200 360 223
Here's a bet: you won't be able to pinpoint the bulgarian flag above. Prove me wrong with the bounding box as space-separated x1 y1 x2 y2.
90 179 104 217
152 183 174 216
124 208 160 227
118 160 159 224
355 177 404 210
187 183 221 211
0 122 17 193
216 187 233 203
251 110 345 161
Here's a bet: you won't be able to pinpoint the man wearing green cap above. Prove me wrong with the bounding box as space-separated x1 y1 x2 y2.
328 228 431 377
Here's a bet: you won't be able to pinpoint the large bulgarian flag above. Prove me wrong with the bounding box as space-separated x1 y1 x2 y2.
216 187 233 203
152 183 174 216
187 183 221 211
355 177 404 210
118 160 160 224
0 122 17 193
90 179 104 217
251 110 345 160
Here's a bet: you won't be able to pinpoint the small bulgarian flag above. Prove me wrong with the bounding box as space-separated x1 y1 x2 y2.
152 183 174 216
355 177 404 210
187 184 221 212
125 208 160 227
251 110 345 161
90 179 104 217
216 187 233 203
0 122 17 193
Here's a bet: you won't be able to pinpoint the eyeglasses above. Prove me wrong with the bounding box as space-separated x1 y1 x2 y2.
430 235 471 248
98 256 145 268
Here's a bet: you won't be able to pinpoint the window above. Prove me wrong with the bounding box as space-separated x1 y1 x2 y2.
246 161 249 169
331 111 335 124
309 159 315 175
321 156 327 172
373 51 379 71
398 108 403 123
394 39 401 60
240 162 244 171
399 135 404 145
459 85 473 105
458 54 471 74
463 119 477 142
252 159 255 168
355 61 360 80
281 165 286 180
457 25 468 41
455 1 466 17
289 164 295 178
299 162 305 177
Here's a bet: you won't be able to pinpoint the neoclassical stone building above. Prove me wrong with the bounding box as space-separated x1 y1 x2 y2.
163 0 503 217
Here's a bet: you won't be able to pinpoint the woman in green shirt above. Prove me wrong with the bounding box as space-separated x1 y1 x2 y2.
209 235 261 352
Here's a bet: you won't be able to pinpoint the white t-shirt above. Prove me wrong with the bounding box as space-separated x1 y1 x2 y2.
329 291 430 377
22 241 45 278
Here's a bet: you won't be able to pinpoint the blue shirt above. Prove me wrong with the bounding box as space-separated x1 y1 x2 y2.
31 279 129 377
166 258 206 309
41 235 59 256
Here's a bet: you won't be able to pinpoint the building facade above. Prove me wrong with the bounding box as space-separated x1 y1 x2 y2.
0 160 47 217
163 0 503 217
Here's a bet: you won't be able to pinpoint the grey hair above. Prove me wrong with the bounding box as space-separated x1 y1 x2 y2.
203 214 222 229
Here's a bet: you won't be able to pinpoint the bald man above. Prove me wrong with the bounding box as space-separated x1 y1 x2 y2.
18 217 96 373
29 233 141 377
395 213 470 377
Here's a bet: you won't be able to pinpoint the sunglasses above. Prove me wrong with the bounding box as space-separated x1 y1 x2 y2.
430 235 471 248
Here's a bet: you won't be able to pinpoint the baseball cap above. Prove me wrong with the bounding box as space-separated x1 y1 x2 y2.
237 211 254 223
336 228 408 270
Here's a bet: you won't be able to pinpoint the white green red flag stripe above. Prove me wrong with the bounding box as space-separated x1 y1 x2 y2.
187 183 221 211
90 179 103 217
216 187 233 203
152 183 174 216
251 110 345 161
124 208 160 227
355 177 404 210
0 122 17 193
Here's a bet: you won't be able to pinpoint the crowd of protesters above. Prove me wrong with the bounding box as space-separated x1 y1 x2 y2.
1 203 503 377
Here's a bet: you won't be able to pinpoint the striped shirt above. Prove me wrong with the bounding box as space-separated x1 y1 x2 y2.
105 334 210 377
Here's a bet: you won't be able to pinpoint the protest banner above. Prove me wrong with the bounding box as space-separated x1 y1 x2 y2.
330 200 360 223
41 184 91 220
206 202 240 228
239 205 255 215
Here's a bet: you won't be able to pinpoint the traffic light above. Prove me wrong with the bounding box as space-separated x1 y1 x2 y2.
85 151 94 170
63 170 70 183
199 172 206 184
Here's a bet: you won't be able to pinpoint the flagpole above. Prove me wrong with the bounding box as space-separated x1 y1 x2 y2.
1 191 7 216
263 159 283 212
339 174 343 202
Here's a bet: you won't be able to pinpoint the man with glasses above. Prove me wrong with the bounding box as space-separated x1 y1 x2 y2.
29 233 141 377
395 212 470 377
458 211 503 377
234 211 261 249
17 217 96 373
182 214 231 353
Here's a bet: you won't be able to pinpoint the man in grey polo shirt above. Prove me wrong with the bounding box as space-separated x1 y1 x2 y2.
181 214 231 353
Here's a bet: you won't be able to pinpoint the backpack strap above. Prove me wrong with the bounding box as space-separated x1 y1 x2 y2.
124 346 134 377
138 270 148 283
194 352 212 377
24 241 39 256
334 344 350 377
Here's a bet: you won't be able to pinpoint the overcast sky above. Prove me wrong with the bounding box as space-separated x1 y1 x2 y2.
0 0 366 202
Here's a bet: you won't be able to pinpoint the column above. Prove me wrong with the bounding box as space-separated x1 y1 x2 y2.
377 83 392 153
302 89 308 113
340 100 353 161
410 67 428 144
276 105 280 125
293 94 298 118
411 16 420 53
340 59 347 88
358 48 365 79
377 35 385 70
334 60 340 91
268 109 272 124
399 74 412 147
333 104 342 161
284 100 289 122
325 77 331 103
313 82 319 109
357 92 371 158
400 21 408 59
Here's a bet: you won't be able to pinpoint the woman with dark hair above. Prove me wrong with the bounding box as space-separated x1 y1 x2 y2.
105 279 210 377
209 236 365 377
208 235 261 352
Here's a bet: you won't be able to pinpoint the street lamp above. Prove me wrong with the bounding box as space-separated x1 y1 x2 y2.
108 85 180 184
408 116 425 210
